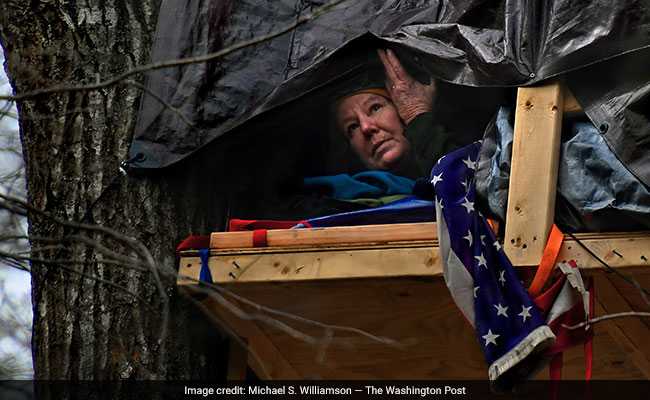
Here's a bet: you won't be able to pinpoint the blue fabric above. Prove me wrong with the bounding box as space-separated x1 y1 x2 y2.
434 143 554 387
199 248 213 284
303 171 415 200
294 196 434 228
476 107 650 230
560 122 650 215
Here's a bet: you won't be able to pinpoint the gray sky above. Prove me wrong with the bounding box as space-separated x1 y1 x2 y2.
0 49 33 379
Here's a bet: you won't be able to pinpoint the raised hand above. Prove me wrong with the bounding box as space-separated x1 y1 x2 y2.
377 48 436 125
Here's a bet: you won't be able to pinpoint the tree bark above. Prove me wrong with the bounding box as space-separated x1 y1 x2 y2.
0 1 228 379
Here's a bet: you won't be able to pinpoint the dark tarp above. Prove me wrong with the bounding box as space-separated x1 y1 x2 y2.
129 0 650 186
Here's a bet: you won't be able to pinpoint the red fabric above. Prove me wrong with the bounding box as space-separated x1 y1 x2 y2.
533 260 593 381
550 352 563 380
532 272 566 313
585 277 595 380
228 219 302 231
252 229 268 247
545 262 594 355
176 235 210 253
547 300 593 354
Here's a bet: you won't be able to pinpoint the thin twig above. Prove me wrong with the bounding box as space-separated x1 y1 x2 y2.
177 287 273 379
0 193 170 376
0 106 93 122
178 273 403 348
0 108 18 120
0 251 147 272
562 311 650 330
0 0 347 102
124 80 194 128
215 282 403 347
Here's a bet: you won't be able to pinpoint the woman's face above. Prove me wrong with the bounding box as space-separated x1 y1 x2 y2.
336 93 411 171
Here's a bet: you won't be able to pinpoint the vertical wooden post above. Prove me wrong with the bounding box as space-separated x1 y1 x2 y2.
504 82 564 266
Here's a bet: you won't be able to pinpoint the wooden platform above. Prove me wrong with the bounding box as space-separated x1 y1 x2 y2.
178 226 650 380
176 82 650 381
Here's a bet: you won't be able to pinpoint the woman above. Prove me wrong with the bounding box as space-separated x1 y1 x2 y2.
335 49 460 178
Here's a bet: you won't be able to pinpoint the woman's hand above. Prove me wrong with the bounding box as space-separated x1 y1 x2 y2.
378 48 436 125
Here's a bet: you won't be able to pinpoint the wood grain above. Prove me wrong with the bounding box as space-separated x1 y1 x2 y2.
505 82 565 266
178 232 650 286
210 222 436 249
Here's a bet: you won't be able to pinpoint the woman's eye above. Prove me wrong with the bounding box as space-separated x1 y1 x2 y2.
346 123 360 137
369 103 383 113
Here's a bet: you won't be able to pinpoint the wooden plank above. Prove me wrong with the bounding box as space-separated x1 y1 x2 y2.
204 276 649 380
209 246 438 283
217 278 487 379
563 87 582 113
200 292 302 379
203 240 436 256
226 338 249 380
536 307 647 379
178 232 650 286
594 300 650 379
592 275 650 378
210 222 436 249
177 257 202 286
505 82 564 266
176 233 650 380
558 233 650 272
607 273 650 317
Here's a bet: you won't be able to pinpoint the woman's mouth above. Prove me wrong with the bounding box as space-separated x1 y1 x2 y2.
373 139 393 157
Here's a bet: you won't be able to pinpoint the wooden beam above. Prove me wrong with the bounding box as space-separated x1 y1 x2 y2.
176 230 650 380
190 245 439 284
179 231 650 285
593 275 650 378
558 232 650 272
210 222 436 249
563 87 581 113
226 338 249 380
201 294 302 379
504 82 564 266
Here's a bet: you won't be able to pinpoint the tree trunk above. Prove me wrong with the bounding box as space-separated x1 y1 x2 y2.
0 1 228 379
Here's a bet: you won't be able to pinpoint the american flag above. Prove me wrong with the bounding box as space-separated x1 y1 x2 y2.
432 143 556 388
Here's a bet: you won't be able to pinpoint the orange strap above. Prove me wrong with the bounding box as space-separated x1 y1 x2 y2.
486 218 499 234
528 224 564 297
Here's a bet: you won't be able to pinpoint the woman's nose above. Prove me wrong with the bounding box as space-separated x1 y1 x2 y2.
359 115 377 137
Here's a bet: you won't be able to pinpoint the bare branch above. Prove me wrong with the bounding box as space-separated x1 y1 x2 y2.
124 80 194 128
0 193 170 376
0 250 147 272
179 289 274 379
562 311 650 330
179 273 404 349
0 0 347 102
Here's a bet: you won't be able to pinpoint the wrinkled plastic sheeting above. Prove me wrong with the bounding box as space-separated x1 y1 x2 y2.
129 0 650 187
476 108 650 232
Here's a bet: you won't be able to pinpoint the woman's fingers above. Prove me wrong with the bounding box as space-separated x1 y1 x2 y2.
377 49 409 86
385 49 407 82
377 49 396 85
377 48 436 125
